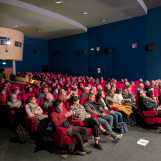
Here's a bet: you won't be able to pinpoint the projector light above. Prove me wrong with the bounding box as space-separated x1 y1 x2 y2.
56 1 64 4
81 11 88 15
6 40 11 45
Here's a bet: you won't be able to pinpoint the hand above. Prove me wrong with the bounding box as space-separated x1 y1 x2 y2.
157 106 161 110
103 113 108 116
29 113 35 118
87 114 91 118
65 111 73 118
35 110 40 115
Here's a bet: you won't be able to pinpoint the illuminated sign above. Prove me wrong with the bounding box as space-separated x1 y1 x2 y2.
15 41 22 48
0 37 10 45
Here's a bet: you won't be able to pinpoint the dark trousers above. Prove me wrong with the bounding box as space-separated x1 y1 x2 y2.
34 118 49 147
68 126 87 151
84 118 99 138
158 110 161 117
8 107 25 130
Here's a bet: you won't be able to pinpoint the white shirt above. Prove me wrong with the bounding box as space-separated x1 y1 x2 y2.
113 94 123 104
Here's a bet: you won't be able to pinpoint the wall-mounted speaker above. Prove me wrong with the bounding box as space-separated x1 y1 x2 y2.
33 48 38 55
15 41 22 48
103 48 114 54
52 50 61 56
75 49 86 56
144 42 157 52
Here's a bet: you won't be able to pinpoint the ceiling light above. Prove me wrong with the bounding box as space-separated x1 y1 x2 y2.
90 48 95 51
6 40 11 45
102 19 107 23
96 47 100 52
36 28 41 32
2 62 6 65
56 0 64 4
81 11 88 15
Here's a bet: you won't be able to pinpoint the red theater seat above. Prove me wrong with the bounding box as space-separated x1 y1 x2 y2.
25 116 39 134
139 110 161 125
0 93 8 105
54 126 93 145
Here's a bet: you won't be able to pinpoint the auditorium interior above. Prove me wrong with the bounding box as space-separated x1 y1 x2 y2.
0 0 161 161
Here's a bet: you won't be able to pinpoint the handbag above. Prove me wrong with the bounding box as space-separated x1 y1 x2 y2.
116 122 128 134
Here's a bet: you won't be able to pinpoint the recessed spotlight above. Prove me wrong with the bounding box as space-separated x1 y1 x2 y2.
90 48 95 51
56 0 64 4
2 62 6 65
36 28 41 32
96 47 101 52
81 11 88 15
102 19 107 23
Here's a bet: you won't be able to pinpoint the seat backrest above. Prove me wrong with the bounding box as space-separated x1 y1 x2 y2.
0 93 8 105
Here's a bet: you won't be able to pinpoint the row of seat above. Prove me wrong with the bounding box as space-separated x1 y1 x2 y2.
1 73 161 150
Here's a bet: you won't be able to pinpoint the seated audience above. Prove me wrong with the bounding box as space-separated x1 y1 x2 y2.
8 94 22 109
25 96 48 121
96 93 123 127
139 90 158 111
7 94 22 128
5 72 161 154
85 94 123 141
43 93 54 112
25 96 48 150
70 95 103 149
111 89 133 118
122 87 136 109
49 100 91 155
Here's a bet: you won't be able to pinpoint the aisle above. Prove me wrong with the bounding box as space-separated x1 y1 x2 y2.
0 127 160 161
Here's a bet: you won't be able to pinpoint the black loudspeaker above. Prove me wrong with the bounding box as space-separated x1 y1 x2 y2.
52 50 61 56
144 42 157 52
0 68 4 73
75 49 86 56
15 41 22 47
33 48 38 55
103 48 114 54
41 65 48 72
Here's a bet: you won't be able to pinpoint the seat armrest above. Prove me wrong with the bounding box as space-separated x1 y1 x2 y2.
70 120 86 126
142 110 158 117
56 127 68 135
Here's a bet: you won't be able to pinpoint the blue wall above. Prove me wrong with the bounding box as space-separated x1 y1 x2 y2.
16 38 48 72
0 38 48 72
48 33 89 76
48 16 147 80
88 16 146 79
144 8 161 79
2 7 160 80
0 60 12 69
48 7 161 80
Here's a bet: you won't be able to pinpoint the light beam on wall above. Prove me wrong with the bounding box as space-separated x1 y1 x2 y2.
137 0 148 14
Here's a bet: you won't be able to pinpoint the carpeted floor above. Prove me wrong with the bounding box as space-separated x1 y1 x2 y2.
0 127 161 161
